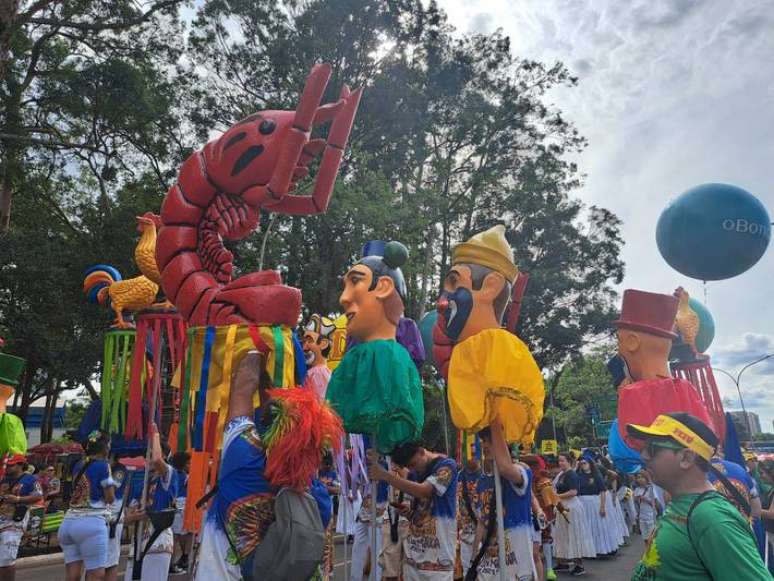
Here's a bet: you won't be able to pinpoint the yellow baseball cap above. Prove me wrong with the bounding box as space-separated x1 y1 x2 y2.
626 412 718 462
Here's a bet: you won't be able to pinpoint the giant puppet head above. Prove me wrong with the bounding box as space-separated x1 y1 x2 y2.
340 241 409 343
612 289 678 383
303 314 335 367
433 225 517 376
612 289 715 452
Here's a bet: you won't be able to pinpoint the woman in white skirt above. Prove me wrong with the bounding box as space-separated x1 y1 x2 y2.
576 457 618 556
552 452 594 576
599 460 628 547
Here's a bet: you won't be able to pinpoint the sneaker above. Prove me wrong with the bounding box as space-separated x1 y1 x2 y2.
570 565 586 576
169 564 186 575
555 562 570 572
546 568 558 580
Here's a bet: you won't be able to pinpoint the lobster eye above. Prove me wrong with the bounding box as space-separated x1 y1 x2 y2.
259 119 276 135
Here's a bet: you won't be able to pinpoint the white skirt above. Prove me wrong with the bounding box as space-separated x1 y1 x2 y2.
578 495 618 555
553 496 595 560
610 491 629 541
604 491 626 546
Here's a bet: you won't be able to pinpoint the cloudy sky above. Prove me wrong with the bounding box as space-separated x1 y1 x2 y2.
441 0 774 431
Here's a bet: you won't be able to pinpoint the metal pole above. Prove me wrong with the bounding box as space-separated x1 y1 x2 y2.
439 378 451 455
134 323 164 570
370 434 378 581
342 485 349 581
714 355 773 438
492 459 508 581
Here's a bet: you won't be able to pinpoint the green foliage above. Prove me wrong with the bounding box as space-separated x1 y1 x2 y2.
550 347 618 445
64 399 90 430
0 0 626 444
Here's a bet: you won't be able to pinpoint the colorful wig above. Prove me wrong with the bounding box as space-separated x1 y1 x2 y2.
263 387 344 490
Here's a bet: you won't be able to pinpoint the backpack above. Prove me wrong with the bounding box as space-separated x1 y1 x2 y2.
247 488 325 581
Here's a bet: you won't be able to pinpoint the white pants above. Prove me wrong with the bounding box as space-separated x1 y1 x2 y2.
460 538 474 576
194 518 242 581
124 551 171 581
351 520 383 581
106 522 123 568
0 529 23 567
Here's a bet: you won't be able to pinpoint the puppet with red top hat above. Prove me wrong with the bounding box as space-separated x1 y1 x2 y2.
613 289 714 451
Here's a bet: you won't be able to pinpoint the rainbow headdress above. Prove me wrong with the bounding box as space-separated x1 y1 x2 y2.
178 324 306 455
263 387 344 490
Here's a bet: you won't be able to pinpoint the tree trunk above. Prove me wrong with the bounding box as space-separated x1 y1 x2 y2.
40 389 53 444
417 224 437 320
0 180 10 233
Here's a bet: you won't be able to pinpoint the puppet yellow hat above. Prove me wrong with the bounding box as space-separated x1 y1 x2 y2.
452 225 518 283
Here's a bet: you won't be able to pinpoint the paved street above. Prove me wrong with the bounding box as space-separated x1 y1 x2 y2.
16 535 645 580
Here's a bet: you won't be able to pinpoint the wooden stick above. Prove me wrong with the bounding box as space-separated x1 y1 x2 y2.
492 458 508 581
370 434 378 581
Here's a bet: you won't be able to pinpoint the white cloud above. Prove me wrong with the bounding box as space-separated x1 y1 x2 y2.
441 0 774 429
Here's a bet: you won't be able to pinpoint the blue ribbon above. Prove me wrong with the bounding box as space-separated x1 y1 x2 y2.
192 326 215 451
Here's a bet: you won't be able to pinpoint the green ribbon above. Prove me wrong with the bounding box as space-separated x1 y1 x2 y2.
272 326 285 387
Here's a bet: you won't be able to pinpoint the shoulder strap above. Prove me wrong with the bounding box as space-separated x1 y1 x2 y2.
686 489 757 577
461 476 478 526
465 479 498 581
685 490 716 577
72 458 94 493
708 463 752 517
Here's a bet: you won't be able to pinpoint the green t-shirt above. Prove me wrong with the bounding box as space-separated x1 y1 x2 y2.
631 491 771 580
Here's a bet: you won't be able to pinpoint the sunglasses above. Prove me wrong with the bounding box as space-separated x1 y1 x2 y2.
646 440 685 457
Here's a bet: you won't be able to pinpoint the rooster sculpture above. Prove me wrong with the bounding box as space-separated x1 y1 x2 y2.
673 286 701 356
83 213 164 328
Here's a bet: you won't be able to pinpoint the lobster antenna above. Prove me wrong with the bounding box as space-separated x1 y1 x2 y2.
258 213 277 271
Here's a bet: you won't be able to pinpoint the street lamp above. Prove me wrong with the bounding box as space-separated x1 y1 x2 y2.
713 353 774 439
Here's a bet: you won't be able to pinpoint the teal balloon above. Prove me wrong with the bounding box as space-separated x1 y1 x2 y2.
656 183 770 280
688 297 715 353
419 310 438 367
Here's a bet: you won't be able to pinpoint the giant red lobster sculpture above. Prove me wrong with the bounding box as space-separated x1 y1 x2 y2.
157 64 362 326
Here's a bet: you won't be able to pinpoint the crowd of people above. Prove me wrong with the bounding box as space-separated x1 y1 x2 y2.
1 408 773 580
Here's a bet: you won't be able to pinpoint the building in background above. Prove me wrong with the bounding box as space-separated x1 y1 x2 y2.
729 410 762 441
21 405 67 447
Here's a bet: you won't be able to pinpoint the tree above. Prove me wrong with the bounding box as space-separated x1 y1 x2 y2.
0 0 188 232
183 0 624 363
549 347 618 445
0 1 192 439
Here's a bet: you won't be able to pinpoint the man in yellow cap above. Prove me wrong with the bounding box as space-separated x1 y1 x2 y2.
626 412 770 580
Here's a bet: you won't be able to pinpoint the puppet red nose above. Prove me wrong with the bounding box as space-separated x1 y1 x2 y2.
437 296 448 314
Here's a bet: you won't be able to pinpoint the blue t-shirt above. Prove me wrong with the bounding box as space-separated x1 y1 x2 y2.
175 471 188 499
556 469 579 494
310 478 332 528
70 459 114 508
477 465 533 530
577 471 604 496
148 464 177 511
211 417 275 562
404 456 458 572
112 463 128 502
0 473 41 525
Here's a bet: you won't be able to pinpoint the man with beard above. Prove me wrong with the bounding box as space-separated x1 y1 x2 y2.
303 314 335 401
432 225 544 453
432 225 544 581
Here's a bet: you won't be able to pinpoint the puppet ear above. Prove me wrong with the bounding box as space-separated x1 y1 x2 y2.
479 271 506 301
619 330 641 354
373 275 396 300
